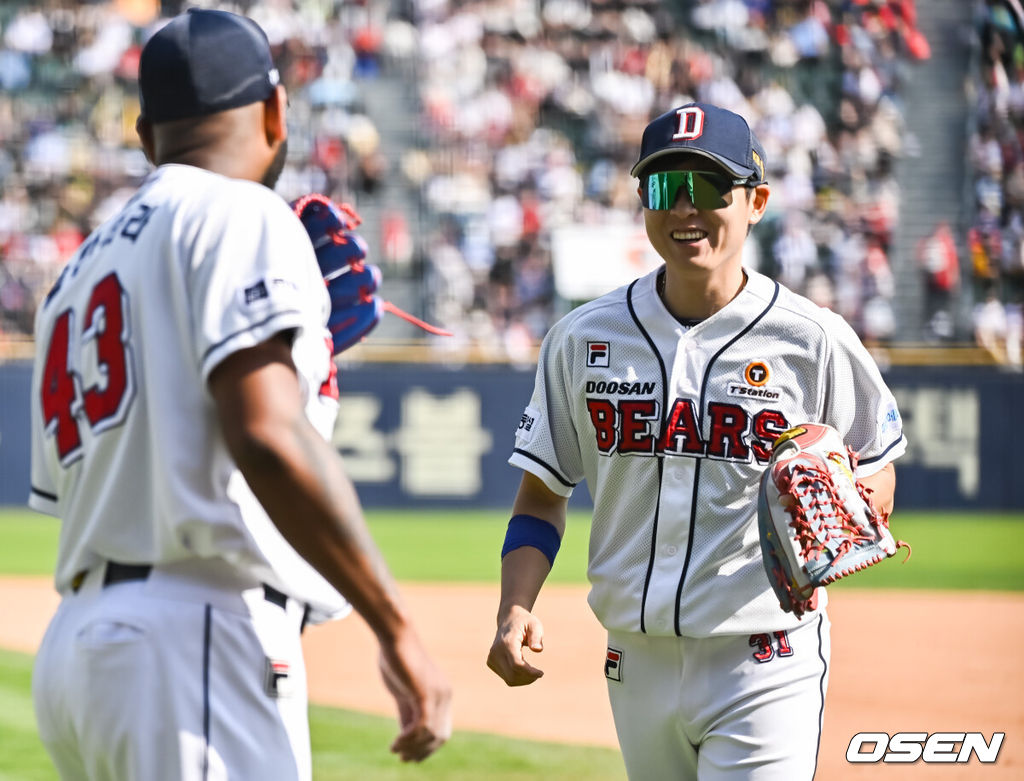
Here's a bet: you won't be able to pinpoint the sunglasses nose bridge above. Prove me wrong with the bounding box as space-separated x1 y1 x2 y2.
668 179 698 212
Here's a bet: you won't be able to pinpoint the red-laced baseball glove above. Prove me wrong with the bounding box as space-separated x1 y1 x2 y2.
757 423 910 618
291 194 452 355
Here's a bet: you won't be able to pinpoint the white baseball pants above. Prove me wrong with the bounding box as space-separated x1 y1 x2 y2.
606 612 831 780
33 560 311 780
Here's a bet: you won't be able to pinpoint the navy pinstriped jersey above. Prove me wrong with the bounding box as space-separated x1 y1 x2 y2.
509 268 906 637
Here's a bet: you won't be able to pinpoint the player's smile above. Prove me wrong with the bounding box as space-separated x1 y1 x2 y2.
670 228 708 243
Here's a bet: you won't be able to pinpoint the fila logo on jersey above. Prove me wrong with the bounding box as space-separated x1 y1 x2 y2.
587 342 610 367
264 657 295 698
605 647 623 681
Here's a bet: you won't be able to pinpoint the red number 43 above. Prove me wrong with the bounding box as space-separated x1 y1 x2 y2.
40 272 135 465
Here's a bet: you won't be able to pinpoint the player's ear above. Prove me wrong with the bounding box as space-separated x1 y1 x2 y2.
263 84 288 148
136 115 155 164
747 183 770 225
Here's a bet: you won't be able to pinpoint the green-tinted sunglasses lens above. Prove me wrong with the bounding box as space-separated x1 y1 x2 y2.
643 171 735 210
690 171 732 209
645 171 679 210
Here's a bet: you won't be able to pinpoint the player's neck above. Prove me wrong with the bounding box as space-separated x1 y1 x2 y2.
658 267 747 322
158 150 264 184
151 109 274 185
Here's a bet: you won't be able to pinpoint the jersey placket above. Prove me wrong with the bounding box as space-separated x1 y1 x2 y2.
643 329 703 636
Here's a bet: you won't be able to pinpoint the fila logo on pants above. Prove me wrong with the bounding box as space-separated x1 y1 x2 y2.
264 658 294 698
605 647 623 682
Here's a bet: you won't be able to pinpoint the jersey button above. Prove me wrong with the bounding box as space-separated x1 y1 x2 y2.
665 545 678 556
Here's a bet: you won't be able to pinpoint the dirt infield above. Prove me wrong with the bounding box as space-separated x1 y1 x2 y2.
2 577 1020 779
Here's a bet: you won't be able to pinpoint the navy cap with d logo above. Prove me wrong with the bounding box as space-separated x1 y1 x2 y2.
630 103 767 185
139 9 280 123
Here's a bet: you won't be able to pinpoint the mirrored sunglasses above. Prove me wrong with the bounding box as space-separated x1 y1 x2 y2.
640 170 749 210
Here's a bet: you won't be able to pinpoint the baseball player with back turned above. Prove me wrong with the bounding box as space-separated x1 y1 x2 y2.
487 102 907 779
29 9 450 779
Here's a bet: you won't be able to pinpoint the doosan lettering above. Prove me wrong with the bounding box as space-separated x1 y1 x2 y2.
585 380 657 395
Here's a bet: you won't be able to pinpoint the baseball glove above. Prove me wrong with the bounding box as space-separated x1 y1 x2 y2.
292 194 451 355
757 423 910 618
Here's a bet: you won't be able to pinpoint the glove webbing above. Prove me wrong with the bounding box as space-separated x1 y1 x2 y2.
780 461 873 566
293 193 453 339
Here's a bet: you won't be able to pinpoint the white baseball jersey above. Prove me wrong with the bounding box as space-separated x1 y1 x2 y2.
29 164 348 618
510 267 906 637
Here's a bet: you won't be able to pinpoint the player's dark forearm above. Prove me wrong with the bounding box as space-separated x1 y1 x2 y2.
210 339 412 641
231 414 411 642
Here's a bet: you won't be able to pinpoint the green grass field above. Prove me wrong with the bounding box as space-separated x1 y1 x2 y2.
2 507 1023 590
0 647 625 781
1 505 1021 778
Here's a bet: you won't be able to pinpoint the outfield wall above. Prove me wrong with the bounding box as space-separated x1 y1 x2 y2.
2 361 1021 510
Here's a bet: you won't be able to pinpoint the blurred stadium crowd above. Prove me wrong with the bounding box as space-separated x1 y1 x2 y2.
969 0 1024 368
0 0 1020 368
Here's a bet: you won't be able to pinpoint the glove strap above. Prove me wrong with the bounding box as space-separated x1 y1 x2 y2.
380 300 453 336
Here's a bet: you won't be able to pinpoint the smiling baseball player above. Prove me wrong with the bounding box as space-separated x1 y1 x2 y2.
29 10 449 779
487 103 907 779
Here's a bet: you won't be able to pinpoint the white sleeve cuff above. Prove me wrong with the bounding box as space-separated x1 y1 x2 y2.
508 451 576 498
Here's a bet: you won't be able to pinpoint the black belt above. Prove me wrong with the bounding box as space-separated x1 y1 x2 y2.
82 562 308 630
103 562 152 586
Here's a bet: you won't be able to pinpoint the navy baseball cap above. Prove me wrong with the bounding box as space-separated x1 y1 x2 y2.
630 102 767 185
139 9 280 123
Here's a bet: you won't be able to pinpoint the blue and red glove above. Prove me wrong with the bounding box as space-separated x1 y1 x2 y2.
291 194 450 355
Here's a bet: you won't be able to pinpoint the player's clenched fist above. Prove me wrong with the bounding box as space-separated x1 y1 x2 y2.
487 604 546 686
378 627 452 762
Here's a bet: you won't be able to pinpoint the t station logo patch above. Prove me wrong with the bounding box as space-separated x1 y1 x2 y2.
728 361 780 401
744 361 769 386
587 342 610 367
